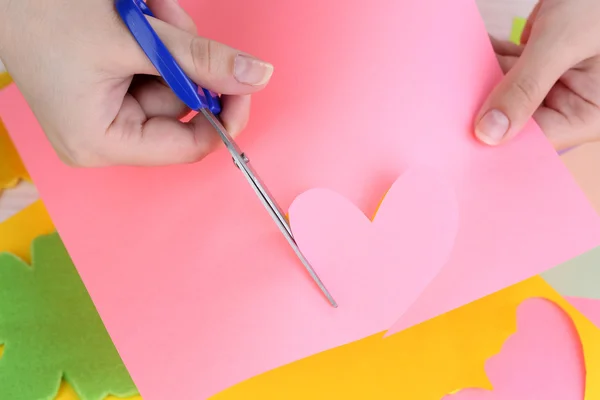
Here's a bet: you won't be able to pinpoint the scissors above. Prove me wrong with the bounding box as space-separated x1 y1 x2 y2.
115 0 337 307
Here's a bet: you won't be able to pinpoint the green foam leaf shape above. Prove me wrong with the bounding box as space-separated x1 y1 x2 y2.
0 232 138 400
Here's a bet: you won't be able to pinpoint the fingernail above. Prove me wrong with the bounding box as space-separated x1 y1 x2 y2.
475 109 510 145
234 54 274 86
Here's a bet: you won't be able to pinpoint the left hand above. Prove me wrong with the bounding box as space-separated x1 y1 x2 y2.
476 0 600 151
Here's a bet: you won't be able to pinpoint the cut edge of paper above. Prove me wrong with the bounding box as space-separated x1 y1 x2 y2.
443 297 586 399
565 296 600 329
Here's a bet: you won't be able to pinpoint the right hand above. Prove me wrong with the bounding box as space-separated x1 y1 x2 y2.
0 0 274 167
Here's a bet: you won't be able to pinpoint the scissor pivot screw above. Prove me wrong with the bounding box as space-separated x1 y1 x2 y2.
233 153 249 169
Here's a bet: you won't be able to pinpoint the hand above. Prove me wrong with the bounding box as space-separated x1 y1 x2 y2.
0 0 274 167
476 0 600 151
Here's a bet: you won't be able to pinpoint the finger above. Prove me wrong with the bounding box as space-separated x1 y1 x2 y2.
99 94 222 166
497 54 518 74
139 0 197 115
99 93 252 166
219 94 252 137
542 80 600 147
560 58 600 108
533 105 600 151
129 76 189 118
521 1 543 44
545 80 591 122
145 0 197 34
144 19 274 95
474 30 575 146
490 36 524 57
533 106 576 150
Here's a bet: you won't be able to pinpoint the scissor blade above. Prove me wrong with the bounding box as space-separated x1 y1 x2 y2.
200 109 338 308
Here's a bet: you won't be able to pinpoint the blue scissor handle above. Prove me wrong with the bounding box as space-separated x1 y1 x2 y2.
115 0 221 114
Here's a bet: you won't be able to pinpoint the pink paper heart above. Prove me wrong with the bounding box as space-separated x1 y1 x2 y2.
443 298 585 400
290 167 459 327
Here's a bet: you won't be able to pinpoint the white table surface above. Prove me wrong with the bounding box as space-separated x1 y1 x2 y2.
0 0 537 223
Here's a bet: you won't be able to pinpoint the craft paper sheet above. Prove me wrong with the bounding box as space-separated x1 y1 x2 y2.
2 0 600 398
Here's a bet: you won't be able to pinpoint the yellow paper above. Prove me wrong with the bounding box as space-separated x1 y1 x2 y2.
0 117 30 189
215 277 600 400
0 72 11 91
0 200 54 262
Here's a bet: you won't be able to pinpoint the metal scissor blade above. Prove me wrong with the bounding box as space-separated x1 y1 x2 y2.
200 109 338 308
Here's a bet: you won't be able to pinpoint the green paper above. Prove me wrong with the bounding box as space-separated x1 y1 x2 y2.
543 246 600 300
510 17 527 45
0 233 137 400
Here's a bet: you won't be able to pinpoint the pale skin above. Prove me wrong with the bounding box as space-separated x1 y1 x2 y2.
478 0 600 150
1 0 599 167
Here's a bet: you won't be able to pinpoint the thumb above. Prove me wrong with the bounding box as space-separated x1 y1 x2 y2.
145 18 274 95
475 36 571 145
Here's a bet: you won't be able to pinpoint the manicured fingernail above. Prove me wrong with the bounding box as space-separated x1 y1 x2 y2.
234 54 274 86
475 109 510 145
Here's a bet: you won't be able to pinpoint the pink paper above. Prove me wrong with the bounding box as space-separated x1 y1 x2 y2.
443 298 585 400
2 0 600 398
289 166 458 329
566 297 600 329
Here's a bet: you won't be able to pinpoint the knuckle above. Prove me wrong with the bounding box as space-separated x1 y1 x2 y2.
190 37 226 77
509 75 541 107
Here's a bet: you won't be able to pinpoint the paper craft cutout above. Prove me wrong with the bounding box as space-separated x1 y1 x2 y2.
289 166 457 326
566 297 600 329
543 247 600 300
443 298 585 400
0 118 30 190
3 0 600 398
0 233 138 400
215 277 598 400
